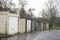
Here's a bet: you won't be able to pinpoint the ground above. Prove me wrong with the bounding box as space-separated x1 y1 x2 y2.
0 30 60 40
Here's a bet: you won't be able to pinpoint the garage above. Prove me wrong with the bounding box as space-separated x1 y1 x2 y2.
27 20 31 32
43 22 46 30
38 22 41 31
8 17 18 34
19 18 26 33
46 23 49 30
0 11 19 35
31 20 35 32
41 22 44 31
35 21 40 31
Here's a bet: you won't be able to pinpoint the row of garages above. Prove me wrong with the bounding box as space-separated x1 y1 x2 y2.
0 11 50 35
19 18 49 33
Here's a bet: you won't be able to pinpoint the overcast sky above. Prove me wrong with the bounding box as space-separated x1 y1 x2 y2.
25 0 48 17
12 0 60 17
12 0 48 17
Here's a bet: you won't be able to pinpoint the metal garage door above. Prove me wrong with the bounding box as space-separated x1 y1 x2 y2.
27 20 31 32
19 19 26 33
41 23 43 30
9 16 18 34
46 23 49 30
43 23 46 30
31 21 35 31
39 22 41 31
36 21 40 31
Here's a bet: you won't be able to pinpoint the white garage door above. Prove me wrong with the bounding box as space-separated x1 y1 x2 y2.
27 20 31 32
9 16 18 34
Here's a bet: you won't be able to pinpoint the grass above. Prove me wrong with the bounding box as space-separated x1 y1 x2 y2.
51 25 60 30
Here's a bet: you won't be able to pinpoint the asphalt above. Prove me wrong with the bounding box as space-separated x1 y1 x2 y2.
0 30 60 40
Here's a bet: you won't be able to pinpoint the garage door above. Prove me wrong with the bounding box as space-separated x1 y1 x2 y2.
31 21 35 31
39 22 41 31
43 23 46 30
36 22 40 31
9 16 18 34
27 20 31 32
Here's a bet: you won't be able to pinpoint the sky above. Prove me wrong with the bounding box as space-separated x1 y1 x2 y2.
12 0 60 17
25 0 48 17
12 0 48 17
10 0 19 8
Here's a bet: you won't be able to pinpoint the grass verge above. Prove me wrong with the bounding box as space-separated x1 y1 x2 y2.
51 26 60 30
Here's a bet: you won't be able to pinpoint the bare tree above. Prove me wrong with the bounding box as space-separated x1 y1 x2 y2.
0 0 16 11
0 0 2 11
28 8 35 18
42 0 58 28
0 0 10 11
19 0 27 18
42 9 47 19
19 0 27 8
19 0 35 18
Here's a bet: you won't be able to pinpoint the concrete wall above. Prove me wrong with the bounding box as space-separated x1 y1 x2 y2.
0 15 7 34
19 19 26 33
27 20 31 32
